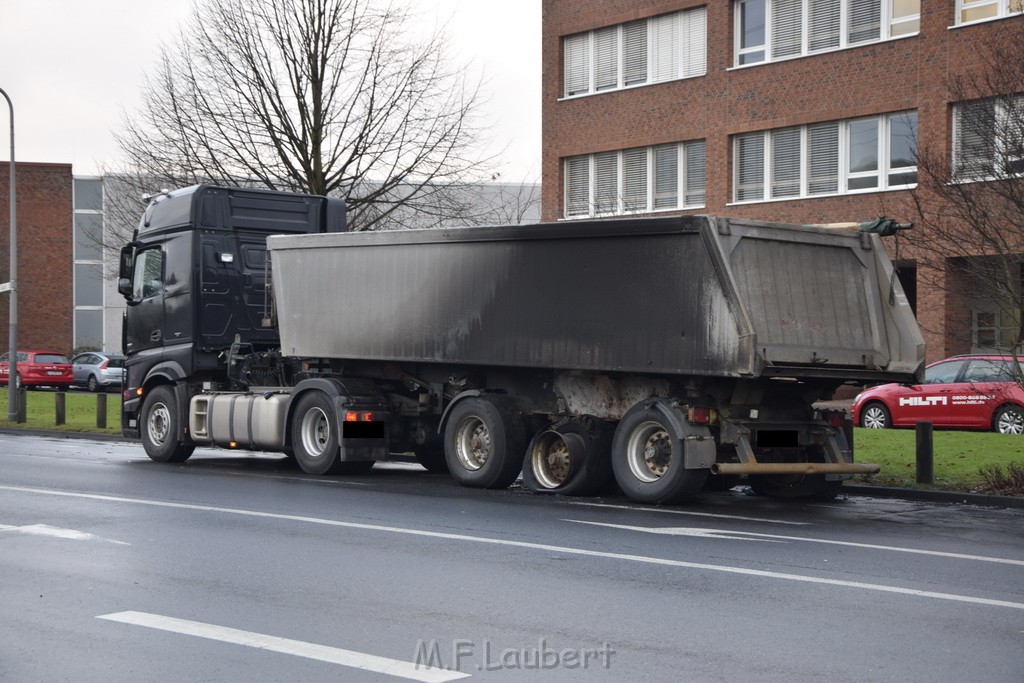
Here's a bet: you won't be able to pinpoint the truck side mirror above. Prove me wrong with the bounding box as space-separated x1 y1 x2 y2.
118 277 134 299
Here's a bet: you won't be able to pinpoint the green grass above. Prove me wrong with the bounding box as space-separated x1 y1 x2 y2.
852 427 1024 495
0 389 122 435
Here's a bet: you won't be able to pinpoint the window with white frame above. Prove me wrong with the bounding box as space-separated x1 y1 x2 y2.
734 0 920 67
564 141 707 218
563 8 706 98
954 95 1024 181
732 111 917 202
957 0 1024 25
73 177 105 350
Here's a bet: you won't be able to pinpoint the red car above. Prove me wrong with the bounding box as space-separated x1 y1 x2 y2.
852 354 1024 434
0 350 74 389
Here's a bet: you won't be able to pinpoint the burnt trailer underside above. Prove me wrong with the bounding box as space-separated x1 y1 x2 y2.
268 215 922 386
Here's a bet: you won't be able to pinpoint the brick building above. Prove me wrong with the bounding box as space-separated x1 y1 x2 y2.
0 162 114 356
542 0 1024 363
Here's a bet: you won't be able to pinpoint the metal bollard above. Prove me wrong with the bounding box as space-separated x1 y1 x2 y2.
56 391 66 425
96 393 107 429
16 386 27 423
916 420 933 484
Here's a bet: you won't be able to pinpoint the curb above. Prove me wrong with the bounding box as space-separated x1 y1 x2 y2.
840 484 1024 509
1 427 1020 509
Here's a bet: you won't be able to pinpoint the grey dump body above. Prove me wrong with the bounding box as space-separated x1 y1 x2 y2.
268 215 922 384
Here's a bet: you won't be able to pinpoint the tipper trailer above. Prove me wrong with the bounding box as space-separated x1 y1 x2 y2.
119 185 924 504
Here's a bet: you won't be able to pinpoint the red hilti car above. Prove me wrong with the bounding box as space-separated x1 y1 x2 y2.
0 350 74 389
852 355 1024 434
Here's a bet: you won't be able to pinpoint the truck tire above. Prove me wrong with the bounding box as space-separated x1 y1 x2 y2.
414 446 449 473
140 385 195 463
611 406 708 504
291 391 344 475
522 416 614 496
443 396 525 489
748 446 841 500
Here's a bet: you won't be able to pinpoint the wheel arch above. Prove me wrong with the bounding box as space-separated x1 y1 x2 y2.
859 398 893 426
992 401 1024 432
437 389 484 435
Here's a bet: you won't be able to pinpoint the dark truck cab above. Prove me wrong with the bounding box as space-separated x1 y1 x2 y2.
118 185 346 439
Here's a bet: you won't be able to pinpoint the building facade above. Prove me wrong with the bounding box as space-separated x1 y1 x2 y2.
542 0 1024 363
0 162 121 356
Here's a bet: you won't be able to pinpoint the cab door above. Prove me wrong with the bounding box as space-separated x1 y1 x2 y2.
123 246 166 357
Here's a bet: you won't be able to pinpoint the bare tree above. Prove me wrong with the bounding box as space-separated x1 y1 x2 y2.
110 0 496 237
907 25 1024 363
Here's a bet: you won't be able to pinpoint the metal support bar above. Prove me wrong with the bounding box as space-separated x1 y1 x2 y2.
711 462 880 476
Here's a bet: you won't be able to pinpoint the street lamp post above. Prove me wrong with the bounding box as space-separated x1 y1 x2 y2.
0 87 16 422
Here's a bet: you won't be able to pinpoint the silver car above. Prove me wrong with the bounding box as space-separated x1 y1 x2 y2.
70 352 126 392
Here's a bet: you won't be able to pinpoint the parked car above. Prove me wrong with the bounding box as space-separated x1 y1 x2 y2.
0 350 74 389
70 351 126 392
852 354 1024 434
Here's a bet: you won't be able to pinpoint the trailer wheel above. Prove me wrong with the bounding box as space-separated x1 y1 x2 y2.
748 446 841 500
611 406 708 504
523 417 614 496
414 446 449 473
140 385 195 463
291 391 343 475
444 396 525 489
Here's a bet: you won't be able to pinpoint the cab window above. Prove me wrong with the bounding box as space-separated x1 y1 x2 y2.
133 248 164 300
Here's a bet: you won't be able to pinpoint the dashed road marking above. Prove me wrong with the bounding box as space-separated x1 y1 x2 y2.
97 611 468 682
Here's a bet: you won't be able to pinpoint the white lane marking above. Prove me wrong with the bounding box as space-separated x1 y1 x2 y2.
564 520 1024 567
1 451 370 485
4 484 1023 611
96 611 467 682
565 500 810 525
0 522 129 545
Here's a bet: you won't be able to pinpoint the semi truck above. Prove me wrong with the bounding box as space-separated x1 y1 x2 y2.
118 185 924 504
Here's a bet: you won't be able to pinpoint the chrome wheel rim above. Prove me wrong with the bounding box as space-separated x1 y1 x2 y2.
300 407 331 458
863 406 887 429
531 432 572 488
626 421 671 483
147 402 170 446
997 409 1024 435
455 416 490 471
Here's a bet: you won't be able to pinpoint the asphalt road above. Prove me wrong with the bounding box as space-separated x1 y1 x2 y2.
1 434 1022 681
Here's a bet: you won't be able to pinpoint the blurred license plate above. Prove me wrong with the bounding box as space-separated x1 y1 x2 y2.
47 371 62 376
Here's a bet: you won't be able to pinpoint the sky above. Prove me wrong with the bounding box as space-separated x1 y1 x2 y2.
0 0 541 182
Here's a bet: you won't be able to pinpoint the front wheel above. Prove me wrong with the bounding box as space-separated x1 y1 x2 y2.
994 405 1024 434
140 385 195 463
611 406 708 504
748 446 841 500
443 396 525 489
860 402 891 429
